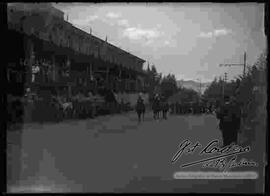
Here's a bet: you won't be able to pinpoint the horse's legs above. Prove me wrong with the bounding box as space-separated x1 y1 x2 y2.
137 112 141 122
163 110 166 119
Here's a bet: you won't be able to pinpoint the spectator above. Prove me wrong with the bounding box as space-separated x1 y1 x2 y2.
216 95 241 146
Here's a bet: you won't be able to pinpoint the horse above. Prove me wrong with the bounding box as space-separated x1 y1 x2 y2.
135 100 145 122
160 101 169 119
152 98 162 120
48 96 65 122
61 102 74 119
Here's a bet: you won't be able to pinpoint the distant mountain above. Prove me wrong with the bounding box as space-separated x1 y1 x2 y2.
177 80 211 94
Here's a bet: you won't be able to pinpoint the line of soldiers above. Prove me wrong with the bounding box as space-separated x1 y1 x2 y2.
169 102 214 115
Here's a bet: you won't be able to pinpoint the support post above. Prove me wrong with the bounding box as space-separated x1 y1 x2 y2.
243 52 246 77
52 55 56 82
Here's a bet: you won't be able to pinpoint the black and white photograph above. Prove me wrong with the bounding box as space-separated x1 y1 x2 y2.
4 2 268 193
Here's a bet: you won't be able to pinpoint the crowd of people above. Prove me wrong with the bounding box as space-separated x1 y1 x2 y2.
7 87 136 129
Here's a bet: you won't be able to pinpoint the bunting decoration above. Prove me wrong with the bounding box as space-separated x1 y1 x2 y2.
100 37 109 62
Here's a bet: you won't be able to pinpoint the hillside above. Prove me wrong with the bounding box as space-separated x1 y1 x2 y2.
177 80 211 94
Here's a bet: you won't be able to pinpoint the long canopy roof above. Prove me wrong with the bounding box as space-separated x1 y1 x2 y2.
8 3 146 72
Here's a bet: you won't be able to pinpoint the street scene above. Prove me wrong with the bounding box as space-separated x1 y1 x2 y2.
6 3 267 193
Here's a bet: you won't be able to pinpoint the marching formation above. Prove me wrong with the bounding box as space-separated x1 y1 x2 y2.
169 101 214 115
134 92 217 123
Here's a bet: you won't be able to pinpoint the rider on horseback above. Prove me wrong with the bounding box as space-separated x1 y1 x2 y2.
137 93 144 104
152 93 161 119
136 93 145 122
161 95 169 119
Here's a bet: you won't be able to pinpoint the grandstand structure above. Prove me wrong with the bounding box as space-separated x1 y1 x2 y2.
7 3 148 97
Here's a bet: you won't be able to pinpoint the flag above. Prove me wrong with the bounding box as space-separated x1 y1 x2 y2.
92 40 99 58
88 37 94 56
100 38 108 61
122 52 129 69
119 68 122 78
97 40 101 58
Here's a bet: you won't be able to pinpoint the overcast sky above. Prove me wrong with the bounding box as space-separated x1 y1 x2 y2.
53 3 266 82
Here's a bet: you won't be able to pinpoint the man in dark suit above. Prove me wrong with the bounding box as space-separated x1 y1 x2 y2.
216 95 241 146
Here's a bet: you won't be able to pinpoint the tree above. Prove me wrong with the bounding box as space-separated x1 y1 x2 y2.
168 86 200 104
145 64 162 99
203 77 223 101
160 73 178 99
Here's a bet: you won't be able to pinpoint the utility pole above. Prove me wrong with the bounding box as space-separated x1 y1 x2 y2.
219 52 247 77
243 51 246 77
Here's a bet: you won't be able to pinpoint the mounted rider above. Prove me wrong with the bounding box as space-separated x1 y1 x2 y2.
160 95 169 119
153 93 160 103
152 93 160 119
137 92 144 104
136 92 146 122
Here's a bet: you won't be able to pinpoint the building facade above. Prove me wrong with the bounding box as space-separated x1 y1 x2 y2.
7 3 147 97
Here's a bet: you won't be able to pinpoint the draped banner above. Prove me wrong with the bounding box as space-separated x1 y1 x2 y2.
107 47 113 63
100 39 108 61
93 40 100 58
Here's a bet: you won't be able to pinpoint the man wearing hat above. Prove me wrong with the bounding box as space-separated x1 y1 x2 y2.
136 93 145 122
216 95 241 146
